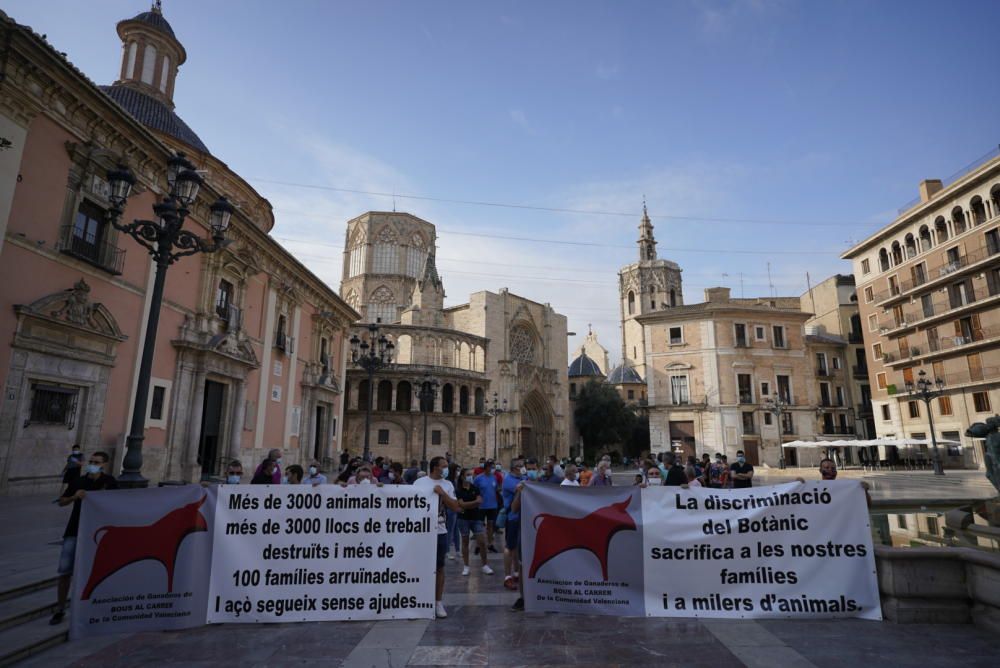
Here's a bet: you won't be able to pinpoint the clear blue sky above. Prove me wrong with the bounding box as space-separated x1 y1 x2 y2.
9 0 1000 362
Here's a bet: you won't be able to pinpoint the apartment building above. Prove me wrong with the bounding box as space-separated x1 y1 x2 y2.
843 149 1000 470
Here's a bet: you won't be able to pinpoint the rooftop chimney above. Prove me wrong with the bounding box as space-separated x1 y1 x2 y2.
704 287 731 303
919 179 944 203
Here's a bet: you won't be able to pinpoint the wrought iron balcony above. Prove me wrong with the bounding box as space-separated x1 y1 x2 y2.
58 225 125 275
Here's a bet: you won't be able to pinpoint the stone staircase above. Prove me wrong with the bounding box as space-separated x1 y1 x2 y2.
0 576 66 666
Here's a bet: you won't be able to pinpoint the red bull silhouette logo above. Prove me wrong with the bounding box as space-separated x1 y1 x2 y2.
528 496 636 580
81 496 208 600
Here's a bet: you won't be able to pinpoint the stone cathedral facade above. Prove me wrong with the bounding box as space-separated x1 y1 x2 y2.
339 212 569 465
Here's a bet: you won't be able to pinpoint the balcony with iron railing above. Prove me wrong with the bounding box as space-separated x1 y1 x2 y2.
885 324 1000 366
873 241 1000 306
892 365 1000 395
820 426 856 436
58 226 125 275
881 280 1000 337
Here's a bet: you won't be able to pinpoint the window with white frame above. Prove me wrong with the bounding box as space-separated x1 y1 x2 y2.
772 325 786 348
668 326 683 345
861 258 871 275
760 381 770 396
146 378 172 429
669 375 689 405
754 326 766 341
868 313 878 331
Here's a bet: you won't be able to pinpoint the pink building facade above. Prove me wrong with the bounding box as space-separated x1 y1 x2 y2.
0 6 357 493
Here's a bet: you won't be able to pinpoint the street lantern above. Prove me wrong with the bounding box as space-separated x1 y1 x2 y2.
763 395 790 469
905 369 946 476
414 373 440 471
350 321 394 462
485 391 508 462
210 197 234 240
104 154 234 487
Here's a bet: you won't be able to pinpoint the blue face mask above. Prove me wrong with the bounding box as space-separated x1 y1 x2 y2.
85 464 102 475
441 467 450 479
526 470 538 481
465 475 474 484
226 475 241 484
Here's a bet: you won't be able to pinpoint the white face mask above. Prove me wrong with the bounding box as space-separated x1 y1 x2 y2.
276 458 283 466
648 477 662 486
388 471 396 481
308 466 318 476
441 467 450 479
359 478 371 485
518 466 526 476
226 475 241 484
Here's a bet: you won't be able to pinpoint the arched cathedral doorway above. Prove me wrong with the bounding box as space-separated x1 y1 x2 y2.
519 390 554 460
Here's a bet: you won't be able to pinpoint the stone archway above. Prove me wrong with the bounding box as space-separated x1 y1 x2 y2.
519 389 554 461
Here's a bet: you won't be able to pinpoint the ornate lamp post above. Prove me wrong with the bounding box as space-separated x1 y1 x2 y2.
905 369 946 476
105 154 234 488
763 395 790 469
485 391 508 462
349 322 394 463
414 372 439 472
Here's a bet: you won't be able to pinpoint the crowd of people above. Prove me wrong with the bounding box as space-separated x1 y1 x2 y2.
50 443 853 623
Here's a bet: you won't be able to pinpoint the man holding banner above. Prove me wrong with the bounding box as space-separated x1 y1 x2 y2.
413 456 464 618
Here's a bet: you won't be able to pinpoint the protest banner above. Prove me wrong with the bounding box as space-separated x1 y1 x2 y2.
207 484 436 623
70 485 215 640
522 480 881 620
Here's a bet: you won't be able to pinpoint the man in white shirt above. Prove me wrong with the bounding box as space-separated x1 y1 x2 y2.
560 464 579 486
412 456 462 618
302 461 327 486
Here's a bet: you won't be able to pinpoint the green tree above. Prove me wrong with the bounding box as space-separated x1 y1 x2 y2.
573 380 636 461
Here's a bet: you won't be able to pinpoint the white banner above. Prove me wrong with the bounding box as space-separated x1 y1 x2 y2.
70 485 215 640
207 484 436 623
522 480 881 620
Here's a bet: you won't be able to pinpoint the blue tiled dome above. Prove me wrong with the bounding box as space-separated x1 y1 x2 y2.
123 10 176 39
606 363 643 385
568 352 603 378
100 84 209 153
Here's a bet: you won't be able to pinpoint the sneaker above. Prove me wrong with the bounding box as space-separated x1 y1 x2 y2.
435 601 448 618
447 552 456 561
482 564 494 575
49 610 64 626
488 545 499 553
503 577 517 591
512 598 524 611
462 566 470 576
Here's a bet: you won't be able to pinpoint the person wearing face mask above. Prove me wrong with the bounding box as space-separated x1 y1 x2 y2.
662 453 687 486
708 454 726 488
50 451 117 625
730 450 754 489
412 456 462 618
645 466 664 486
560 464 580 486
501 457 526 590
382 461 405 485
225 460 244 484
347 465 378 485
538 461 563 485
252 458 277 484
455 467 493 576
253 448 283 484
587 460 614 487
60 444 84 495
473 460 501 555
302 461 327 486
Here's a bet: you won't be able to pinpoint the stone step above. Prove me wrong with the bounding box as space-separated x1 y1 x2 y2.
0 574 58 603
0 613 68 668
0 586 58 632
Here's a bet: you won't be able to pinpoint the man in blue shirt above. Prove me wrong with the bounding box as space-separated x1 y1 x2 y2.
474 460 501 554
501 456 528 590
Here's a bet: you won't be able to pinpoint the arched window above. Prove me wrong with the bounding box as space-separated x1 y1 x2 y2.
904 233 917 258
990 185 1000 219
952 207 966 234
878 248 890 271
159 55 170 93
669 289 677 307
405 234 427 277
891 241 903 265
459 386 470 414
918 225 932 252
627 291 635 315
971 196 987 225
935 216 948 243
396 381 412 411
377 380 393 411
441 384 454 413
510 325 536 365
141 44 157 85
474 388 485 415
372 243 397 274
348 246 366 277
368 286 396 324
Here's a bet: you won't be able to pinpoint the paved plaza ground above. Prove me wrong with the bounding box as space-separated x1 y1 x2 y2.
2 470 998 667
